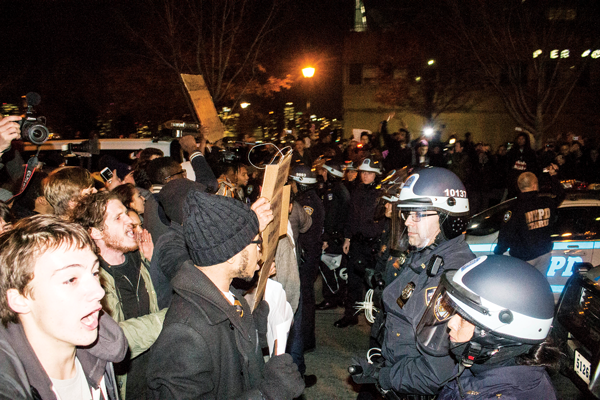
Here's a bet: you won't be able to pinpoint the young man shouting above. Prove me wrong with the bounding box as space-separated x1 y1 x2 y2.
0 215 127 399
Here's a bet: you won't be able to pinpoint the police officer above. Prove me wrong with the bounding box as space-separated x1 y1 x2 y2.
415 255 559 399
351 167 475 398
335 158 385 328
316 159 351 310
289 164 325 353
494 169 565 275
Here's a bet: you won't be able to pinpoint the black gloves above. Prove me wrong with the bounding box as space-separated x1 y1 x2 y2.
253 300 270 350
259 354 305 400
350 357 381 385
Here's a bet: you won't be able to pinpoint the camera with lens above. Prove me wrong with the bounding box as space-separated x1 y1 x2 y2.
19 92 50 145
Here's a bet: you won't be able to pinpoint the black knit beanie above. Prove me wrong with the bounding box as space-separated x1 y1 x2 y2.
183 189 259 266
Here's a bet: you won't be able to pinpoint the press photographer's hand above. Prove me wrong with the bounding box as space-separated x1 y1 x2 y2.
0 116 21 153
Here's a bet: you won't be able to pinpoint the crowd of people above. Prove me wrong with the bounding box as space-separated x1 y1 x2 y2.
0 113 574 399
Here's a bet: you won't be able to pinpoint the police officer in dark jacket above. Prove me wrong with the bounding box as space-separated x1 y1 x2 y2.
416 255 559 400
290 165 325 353
316 160 351 310
351 167 475 398
336 158 385 328
494 168 565 274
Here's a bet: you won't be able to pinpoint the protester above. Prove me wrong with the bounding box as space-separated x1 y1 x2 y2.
0 215 127 399
43 166 97 216
147 190 305 399
70 191 165 400
113 183 146 216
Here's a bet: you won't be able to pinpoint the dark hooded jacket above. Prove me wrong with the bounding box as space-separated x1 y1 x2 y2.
147 261 265 399
0 313 127 400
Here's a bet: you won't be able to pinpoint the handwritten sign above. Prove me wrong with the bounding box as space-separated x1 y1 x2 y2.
252 149 293 310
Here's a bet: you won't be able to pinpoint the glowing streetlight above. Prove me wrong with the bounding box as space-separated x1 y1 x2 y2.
302 67 315 78
240 102 250 109
423 127 435 137
302 66 315 114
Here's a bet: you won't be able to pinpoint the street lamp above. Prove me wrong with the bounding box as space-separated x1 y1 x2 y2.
302 67 315 114
302 67 315 78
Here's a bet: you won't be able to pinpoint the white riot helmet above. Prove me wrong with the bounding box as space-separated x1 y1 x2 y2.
397 167 469 241
323 159 344 179
416 255 555 365
357 158 382 175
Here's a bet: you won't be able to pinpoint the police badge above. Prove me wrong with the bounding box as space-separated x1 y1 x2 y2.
396 282 416 308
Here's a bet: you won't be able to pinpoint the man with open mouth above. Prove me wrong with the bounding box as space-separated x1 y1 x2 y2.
71 190 166 400
0 215 127 400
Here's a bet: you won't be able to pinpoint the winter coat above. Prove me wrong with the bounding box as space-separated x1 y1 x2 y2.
147 261 266 399
99 251 166 400
0 313 127 400
437 365 557 399
378 235 475 395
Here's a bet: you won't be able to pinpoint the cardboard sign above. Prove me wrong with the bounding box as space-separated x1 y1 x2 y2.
180 74 224 143
252 149 293 310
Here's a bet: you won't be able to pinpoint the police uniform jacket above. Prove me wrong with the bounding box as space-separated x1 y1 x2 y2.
147 261 265 399
344 182 384 240
322 180 351 243
296 189 325 253
437 365 557 400
494 179 564 261
378 234 475 395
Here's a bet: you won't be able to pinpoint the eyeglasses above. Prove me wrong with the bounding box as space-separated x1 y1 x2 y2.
164 169 187 181
401 211 438 222
251 234 263 253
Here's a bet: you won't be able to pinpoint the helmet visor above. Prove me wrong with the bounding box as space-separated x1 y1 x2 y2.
390 204 409 253
415 282 458 357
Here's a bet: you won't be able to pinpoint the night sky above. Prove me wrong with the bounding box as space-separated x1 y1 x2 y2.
1 0 354 135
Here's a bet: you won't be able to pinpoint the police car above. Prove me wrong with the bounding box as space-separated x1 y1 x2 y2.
553 263 600 399
465 193 600 301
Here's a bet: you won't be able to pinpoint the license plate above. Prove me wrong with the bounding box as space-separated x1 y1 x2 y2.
574 350 591 384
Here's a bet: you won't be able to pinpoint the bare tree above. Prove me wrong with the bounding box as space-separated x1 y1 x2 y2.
444 0 596 142
373 29 482 127
117 0 291 117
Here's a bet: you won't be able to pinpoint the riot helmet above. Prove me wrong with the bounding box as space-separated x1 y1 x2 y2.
289 164 317 193
323 159 344 179
344 161 357 171
416 255 555 366
357 158 382 175
392 167 470 250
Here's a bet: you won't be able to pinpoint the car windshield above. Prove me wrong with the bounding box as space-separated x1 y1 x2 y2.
552 207 600 241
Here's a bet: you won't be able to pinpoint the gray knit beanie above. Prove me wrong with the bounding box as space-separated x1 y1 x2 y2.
183 189 259 266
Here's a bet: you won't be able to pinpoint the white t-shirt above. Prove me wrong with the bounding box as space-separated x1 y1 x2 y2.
50 358 108 400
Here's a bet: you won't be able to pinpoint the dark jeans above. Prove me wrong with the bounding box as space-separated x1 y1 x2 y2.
286 296 305 375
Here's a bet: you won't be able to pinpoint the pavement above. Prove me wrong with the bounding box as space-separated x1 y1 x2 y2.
296 278 591 400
